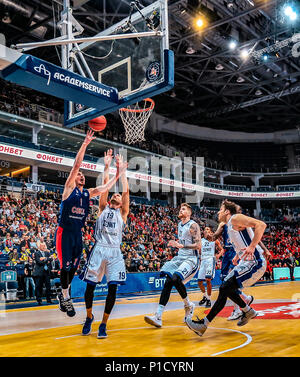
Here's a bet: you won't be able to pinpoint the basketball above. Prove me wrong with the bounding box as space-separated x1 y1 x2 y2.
88 116 107 132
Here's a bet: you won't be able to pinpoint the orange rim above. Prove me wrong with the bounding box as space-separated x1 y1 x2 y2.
119 98 155 113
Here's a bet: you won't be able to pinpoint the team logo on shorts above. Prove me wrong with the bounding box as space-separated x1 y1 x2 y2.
146 61 161 83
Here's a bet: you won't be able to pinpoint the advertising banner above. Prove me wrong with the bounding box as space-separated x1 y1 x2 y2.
71 270 222 298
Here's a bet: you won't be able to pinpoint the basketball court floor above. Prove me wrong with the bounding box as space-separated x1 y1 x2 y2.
1 280 300 357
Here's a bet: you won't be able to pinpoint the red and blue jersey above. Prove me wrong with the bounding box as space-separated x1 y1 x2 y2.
58 187 90 232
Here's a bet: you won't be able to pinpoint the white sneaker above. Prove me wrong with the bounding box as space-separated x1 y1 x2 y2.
237 308 257 326
227 308 243 321
144 314 162 328
184 302 195 323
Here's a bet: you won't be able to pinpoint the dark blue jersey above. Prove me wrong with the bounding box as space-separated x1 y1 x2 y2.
58 187 90 232
222 224 233 249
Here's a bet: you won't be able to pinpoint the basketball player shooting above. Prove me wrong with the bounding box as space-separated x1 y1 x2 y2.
186 199 267 337
80 152 130 338
56 131 127 317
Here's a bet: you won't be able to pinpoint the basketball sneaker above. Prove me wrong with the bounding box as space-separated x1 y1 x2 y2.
198 297 207 306
144 314 162 328
184 302 195 323
227 308 243 321
237 308 257 326
56 292 67 313
82 314 94 336
205 299 211 308
186 316 207 337
97 323 108 339
64 298 76 317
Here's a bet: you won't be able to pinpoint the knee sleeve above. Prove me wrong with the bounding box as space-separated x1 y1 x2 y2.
84 283 96 309
159 276 173 306
221 277 246 308
104 284 117 315
172 273 187 299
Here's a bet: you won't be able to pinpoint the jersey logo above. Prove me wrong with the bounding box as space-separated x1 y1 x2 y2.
71 207 85 215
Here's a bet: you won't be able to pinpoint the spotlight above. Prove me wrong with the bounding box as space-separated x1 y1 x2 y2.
283 4 298 21
196 18 204 28
262 54 269 61
229 40 237 50
194 14 207 30
240 49 249 59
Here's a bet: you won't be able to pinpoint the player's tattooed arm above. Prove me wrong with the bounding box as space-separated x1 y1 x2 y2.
168 223 201 250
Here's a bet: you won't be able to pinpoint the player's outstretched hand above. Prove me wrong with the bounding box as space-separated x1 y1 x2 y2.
84 129 96 145
115 154 128 174
104 149 113 167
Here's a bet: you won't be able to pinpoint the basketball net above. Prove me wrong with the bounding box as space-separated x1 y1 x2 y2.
119 98 155 144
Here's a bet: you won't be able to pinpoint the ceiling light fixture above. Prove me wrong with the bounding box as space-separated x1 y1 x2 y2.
229 40 237 50
186 46 196 54
215 64 224 70
240 49 249 59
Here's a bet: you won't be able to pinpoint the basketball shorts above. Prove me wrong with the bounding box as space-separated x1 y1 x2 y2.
56 226 82 271
79 243 126 286
160 255 199 284
224 249 266 288
197 257 216 281
220 247 236 281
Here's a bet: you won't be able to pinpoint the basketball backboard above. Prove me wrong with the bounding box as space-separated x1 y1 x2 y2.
64 0 174 128
0 0 173 129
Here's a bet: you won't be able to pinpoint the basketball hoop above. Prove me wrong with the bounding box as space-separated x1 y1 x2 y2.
119 98 155 144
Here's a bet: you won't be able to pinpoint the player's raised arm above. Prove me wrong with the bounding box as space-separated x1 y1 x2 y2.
62 130 96 200
231 214 266 260
117 155 130 224
88 156 128 199
98 149 113 214
215 239 224 259
211 221 225 241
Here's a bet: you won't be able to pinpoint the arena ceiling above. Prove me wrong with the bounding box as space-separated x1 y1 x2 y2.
1 0 300 133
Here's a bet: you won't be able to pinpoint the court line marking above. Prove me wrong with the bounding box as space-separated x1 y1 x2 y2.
55 325 252 356
210 327 252 356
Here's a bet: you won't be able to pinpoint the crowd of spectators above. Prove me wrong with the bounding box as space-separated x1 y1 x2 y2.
0 188 299 299
2 79 295 173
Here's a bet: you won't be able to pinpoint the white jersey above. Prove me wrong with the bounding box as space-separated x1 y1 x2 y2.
227 215 264 258
200 238 215 260
177 219 198 257
94 205 124 247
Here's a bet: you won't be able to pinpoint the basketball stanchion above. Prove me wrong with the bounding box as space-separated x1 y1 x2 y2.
119 98 155 144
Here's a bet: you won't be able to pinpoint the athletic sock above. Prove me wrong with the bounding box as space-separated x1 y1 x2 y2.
183 297 192 306
156 304 165 318
62 287 70 300
240 291 250 302
241 304 250 312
